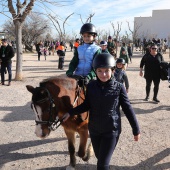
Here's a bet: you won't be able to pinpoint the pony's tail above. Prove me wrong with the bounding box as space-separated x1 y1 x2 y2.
82 142 94 161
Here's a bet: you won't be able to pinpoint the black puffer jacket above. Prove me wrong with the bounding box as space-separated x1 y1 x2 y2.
0 45 15 64
69 79 140 136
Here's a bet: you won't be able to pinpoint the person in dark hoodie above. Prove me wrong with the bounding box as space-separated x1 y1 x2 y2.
114 58 129 93
0 39 15 86
62 53 140 170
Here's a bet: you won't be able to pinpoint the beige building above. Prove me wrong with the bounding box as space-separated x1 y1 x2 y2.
134 9 170 40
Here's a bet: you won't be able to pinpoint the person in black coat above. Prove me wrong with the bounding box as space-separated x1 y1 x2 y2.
36 41 43 61
0 39 15 86
139 44 164 102
62 53 140 170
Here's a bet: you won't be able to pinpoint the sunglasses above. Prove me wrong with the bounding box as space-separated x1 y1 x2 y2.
151 48 157 50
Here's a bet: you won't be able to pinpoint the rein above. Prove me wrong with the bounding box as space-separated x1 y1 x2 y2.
73 84 89 124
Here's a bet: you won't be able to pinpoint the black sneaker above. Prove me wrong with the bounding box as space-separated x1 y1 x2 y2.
144 97 149 101
153 98 160 102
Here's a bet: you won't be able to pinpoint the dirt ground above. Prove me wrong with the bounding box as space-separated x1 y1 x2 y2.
0 47 170 170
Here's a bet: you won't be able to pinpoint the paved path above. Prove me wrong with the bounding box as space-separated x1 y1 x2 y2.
0 49 170 170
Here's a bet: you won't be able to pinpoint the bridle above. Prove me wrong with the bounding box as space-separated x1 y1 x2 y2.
32 88 64 131
32 80 87 130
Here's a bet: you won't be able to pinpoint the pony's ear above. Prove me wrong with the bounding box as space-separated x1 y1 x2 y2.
26 85 35 94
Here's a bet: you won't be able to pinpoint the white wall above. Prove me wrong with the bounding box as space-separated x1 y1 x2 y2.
152 10 170 39
134 17 152 39
134 9 170 40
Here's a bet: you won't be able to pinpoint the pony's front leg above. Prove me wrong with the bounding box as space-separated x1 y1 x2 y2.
77 128 88 159
64 129 76 170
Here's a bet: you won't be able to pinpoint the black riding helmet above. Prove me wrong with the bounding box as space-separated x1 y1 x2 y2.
116 58 125 65
80 23 97 36
93 53 116 70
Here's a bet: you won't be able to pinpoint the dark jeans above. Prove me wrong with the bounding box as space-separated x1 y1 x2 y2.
129 55 132 62
1 63 12 83
90 131 120 170
58 57 64 69
145 77 160 98
38 52 41 61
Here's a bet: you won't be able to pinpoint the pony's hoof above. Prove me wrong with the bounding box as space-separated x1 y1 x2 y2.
82 142 94 161
66 165 75 170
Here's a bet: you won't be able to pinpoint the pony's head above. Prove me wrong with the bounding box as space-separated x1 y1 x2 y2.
26 85 56 138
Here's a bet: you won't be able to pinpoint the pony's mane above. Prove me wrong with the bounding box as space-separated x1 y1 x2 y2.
40 74 77 90
41 74 67 83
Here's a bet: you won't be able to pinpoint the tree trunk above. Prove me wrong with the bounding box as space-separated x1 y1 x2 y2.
15 21 23 80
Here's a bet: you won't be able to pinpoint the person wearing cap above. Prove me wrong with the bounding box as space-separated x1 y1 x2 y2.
107 36 115 57
62 53 140 170
66 23 101 85
100 41 109 53
119 48 129 70
0 39 15 86
120 42 128 55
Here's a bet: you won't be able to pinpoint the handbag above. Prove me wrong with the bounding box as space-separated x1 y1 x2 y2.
160 61 169 80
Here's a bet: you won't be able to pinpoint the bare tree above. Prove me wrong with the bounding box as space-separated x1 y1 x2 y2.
3 13 50 52
110 21 122 57
78 13 95 24
110 22 116 37
127 20 142 51
0 0 74 80
86 13 95 23
48 13 74 42
96 29 104 44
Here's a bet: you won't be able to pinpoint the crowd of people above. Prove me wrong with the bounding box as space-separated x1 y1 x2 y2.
135 37 168 54
0 22 170 169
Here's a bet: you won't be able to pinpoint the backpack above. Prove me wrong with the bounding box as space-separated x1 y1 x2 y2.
57 50 65 56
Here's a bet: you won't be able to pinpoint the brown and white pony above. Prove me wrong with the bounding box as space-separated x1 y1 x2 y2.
26 76 93 170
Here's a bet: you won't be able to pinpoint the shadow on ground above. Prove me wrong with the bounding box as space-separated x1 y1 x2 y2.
37 148 170 170
0 138 67 169
0 102 34 122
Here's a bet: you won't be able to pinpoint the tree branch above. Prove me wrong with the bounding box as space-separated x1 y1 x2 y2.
8 0 17 19
21 0 35 22
77 13 84 24
63 12 74 36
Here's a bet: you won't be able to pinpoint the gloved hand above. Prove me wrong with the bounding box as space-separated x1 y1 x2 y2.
78 78 84 87
78 77 89 87
84 76 89 85
67 74 73 78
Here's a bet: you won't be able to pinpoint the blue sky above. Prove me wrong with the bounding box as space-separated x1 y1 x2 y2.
0 0 170 37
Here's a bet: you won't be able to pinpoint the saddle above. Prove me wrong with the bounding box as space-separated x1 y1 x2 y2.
70 75 89 123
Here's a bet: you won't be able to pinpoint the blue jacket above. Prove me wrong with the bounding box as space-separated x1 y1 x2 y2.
75 43 100 76
69 79 140 135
